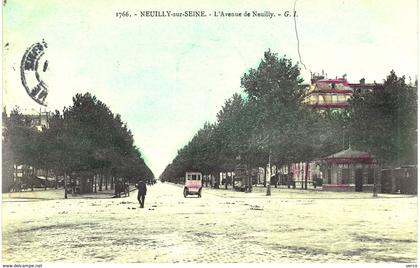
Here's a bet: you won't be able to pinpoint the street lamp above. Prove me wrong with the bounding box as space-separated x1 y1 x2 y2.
373 161 378 198
266 150 271 196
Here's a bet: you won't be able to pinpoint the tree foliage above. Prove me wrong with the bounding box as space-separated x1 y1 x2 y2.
160 52 416 184
2 93 154 192
348 71 417 166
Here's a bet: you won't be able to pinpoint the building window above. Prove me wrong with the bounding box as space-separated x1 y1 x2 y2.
324 95 332 103
310 95 317 104
336 83 344 90
368 168 374 184
327 169 331 184
317 95 323 104
342 168 350 184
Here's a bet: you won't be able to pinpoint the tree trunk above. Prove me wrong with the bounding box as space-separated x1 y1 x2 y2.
99 173 103 191
55 174 58 189
80 176 86 194
266 151 271 196
45 167 48 190
14 165 19 192
274 165 278 188
248 166 253 192
94 174 97 193
373 164 379 197
263 166 267 187
111 176 114 190
304 162 309 190
64 172 68 199
232 171 235 189
301 163 304 189
31 167 34 191
105 173 108 190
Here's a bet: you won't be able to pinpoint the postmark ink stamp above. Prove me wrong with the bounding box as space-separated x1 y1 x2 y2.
20 39 49 106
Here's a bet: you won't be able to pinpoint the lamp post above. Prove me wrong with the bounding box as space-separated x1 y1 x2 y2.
64 172 68 199
373 161 378 197
266 150 271 196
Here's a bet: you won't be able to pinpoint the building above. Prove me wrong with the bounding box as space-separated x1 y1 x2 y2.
305 78 353 109
320 147 378 192
3 109 51 191
25 110 50 131
304 76 384 110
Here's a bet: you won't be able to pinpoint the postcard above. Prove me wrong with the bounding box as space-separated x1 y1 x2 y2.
2 0 418 266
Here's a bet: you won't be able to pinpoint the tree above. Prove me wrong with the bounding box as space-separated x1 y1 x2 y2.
348 71 417 166
2 107 40 192
161 51 320 188
58 93 153 192
2 93 154 194
240 50 310 188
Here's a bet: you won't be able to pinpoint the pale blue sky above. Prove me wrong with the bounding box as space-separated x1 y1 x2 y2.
3 0 418 176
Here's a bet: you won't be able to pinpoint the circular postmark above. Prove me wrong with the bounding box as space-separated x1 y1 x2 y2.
20 39 49 106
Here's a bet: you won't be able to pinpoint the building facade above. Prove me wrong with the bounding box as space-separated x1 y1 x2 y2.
320 147 378 192
304 76 383 109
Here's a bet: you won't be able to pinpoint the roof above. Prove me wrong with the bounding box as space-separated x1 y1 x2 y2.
317 78 349 86
322 147 375 164
349 83 384 90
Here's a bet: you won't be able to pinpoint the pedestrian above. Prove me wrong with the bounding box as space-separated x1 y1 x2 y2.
137 179 147 208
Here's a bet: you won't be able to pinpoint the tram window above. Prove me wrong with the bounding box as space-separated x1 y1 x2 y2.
192 175 197 180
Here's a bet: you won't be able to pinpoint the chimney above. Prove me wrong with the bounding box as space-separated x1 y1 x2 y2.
359 78 365 86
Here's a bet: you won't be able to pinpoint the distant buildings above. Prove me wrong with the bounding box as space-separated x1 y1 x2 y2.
25 110 50 131
3 109 52 191
304 76 383 110
279 75 385 192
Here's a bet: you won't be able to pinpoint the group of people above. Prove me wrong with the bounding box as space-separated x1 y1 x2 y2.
113 178 153 208
146 178 156 186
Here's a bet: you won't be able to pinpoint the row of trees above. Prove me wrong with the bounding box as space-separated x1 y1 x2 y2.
160 50 417 184
2 93 154 193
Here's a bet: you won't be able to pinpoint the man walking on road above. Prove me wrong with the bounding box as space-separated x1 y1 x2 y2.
137 179 147 208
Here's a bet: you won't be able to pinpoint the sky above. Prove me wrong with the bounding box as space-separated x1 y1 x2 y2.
3 0 418 177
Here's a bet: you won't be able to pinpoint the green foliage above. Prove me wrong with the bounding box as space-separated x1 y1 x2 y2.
2 93 154 192
161 50 313 182
348 71 417 165
240 50 311 164
241 50 304 104
160 52 417 183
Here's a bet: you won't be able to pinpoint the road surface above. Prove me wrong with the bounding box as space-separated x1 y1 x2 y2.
2 182 417 263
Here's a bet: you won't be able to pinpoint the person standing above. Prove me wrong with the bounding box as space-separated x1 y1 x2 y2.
137 179 147 208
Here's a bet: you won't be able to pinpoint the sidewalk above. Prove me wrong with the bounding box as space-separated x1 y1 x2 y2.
166 182 416 200
2 186 136 201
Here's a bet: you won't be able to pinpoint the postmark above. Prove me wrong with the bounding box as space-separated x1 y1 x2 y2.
20 39 49 106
